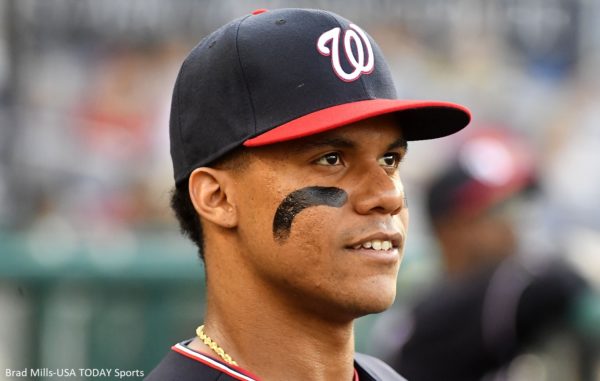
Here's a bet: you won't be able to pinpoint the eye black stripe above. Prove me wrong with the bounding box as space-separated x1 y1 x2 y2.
273 186 348 243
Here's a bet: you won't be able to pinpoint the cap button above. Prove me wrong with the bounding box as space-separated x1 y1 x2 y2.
251 8 268 15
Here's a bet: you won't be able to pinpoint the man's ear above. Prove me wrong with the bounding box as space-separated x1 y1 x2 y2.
188 167 238 228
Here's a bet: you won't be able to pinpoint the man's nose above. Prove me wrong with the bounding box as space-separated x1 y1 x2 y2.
350 165 405 216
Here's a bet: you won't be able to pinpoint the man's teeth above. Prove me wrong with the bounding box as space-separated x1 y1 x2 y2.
352 240 393 250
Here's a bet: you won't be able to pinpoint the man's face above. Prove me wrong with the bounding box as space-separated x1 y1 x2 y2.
231 115 409 321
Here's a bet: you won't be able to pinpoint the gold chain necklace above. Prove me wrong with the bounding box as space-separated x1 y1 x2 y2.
196 325 238 366
196 325 359 381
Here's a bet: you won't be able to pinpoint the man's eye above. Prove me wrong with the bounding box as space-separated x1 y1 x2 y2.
378 153 401 168
316 153 343 166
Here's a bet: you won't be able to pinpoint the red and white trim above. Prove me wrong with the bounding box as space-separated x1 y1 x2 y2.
172 343 260 381
172 342 359 381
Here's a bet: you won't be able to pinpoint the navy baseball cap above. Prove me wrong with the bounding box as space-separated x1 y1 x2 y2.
170 8 471 184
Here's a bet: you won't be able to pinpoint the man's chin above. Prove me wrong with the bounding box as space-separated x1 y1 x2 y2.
343 291 397 319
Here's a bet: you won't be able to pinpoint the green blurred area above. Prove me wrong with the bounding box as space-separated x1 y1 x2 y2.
1 231 204 377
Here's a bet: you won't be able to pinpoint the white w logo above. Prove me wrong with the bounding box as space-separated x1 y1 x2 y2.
317 24 375 82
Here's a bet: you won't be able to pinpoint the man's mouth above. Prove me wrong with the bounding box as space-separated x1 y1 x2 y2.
351 240 395 251
347 233 402 251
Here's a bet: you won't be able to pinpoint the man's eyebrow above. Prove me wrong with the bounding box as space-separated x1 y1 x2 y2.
291 135 407 153
387 137 408 152
291 137 356 153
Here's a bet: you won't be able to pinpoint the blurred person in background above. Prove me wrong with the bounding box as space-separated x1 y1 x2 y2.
378 129 594 381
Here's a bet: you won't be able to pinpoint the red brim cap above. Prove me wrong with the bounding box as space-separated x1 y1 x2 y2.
244 98 471 147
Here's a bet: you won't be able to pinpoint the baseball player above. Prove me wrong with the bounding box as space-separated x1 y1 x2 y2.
145 8 470 381
384 130 589 380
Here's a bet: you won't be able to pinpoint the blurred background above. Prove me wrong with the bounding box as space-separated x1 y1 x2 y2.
0 0 599 380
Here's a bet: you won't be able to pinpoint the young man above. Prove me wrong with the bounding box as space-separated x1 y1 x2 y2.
146 8 470 381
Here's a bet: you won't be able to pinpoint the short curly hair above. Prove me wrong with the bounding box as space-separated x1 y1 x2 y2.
170 148 250 260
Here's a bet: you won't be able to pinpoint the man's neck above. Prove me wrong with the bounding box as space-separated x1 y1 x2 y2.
189 281 357 381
